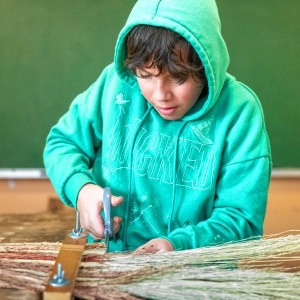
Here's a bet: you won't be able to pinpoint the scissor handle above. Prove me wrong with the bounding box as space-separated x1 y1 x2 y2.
103 187 114 240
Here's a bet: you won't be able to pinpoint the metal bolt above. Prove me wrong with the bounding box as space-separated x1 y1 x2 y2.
49 263 70 287
69 210 86 239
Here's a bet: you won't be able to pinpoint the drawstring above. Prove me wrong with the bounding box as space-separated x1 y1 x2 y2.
167 121 187 234
122 107 153 250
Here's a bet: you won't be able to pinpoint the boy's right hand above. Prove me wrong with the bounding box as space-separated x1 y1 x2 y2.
76 183 123 240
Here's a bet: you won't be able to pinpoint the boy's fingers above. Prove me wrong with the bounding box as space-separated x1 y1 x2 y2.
113 216 123 233
111 195 123 207
83 213 105 239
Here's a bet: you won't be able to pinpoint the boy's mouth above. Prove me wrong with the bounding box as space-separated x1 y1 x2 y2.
157 106 177 116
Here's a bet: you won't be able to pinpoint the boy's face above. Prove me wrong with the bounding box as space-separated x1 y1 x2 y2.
136 67 204 120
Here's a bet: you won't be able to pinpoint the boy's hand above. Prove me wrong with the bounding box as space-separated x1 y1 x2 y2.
134 238 174 254
77 183 123 240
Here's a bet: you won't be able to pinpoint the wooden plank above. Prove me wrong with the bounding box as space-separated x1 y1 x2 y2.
43 230 87 300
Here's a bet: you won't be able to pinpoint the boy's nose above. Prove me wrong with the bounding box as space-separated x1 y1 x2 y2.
153 82 172 102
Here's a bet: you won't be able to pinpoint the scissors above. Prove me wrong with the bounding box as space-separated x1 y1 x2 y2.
103 187 114 252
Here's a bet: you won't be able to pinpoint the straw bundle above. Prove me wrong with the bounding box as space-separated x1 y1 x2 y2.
0 231 299 299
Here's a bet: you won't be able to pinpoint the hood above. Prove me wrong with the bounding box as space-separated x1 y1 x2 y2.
114 0 230 119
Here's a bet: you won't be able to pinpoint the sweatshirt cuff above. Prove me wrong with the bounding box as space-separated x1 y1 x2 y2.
167 232 190 251
64 172 96 208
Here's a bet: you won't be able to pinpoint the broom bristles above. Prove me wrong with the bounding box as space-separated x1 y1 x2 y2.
0 231 299 299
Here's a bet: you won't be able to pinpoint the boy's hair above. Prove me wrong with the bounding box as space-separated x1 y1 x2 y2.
125 25 207 88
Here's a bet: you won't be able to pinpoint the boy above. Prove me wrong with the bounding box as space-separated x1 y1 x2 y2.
44 0 272 253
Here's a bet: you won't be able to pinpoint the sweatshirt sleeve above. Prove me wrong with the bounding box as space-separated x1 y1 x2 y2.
167 156 271 250
166 83 272 251
43 83 102 208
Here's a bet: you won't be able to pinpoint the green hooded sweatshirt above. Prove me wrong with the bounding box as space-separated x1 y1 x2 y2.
44 0 272 251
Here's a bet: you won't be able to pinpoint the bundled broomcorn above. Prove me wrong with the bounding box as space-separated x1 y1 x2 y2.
0 231 299 299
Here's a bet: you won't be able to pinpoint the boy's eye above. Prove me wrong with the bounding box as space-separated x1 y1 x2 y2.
135 68 159 79
135 69 151 79
137 73 149 79
174 78 185 85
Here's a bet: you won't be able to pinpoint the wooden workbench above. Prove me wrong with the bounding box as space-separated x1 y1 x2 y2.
0 209 75 299
0 210 74 244
1 207 300 300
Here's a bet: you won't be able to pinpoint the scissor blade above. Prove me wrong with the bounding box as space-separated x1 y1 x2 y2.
103 187 113 253
104 229 109 253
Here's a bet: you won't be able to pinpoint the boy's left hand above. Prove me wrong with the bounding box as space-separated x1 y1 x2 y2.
134 238 174 254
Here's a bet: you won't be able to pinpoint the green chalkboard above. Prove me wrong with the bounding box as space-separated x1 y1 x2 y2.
0 0 299 168
217 0 300 168
0 0 136 168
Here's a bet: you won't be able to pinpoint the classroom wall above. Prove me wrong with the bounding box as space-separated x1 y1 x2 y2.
0 178 299 235
264 178 300 234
